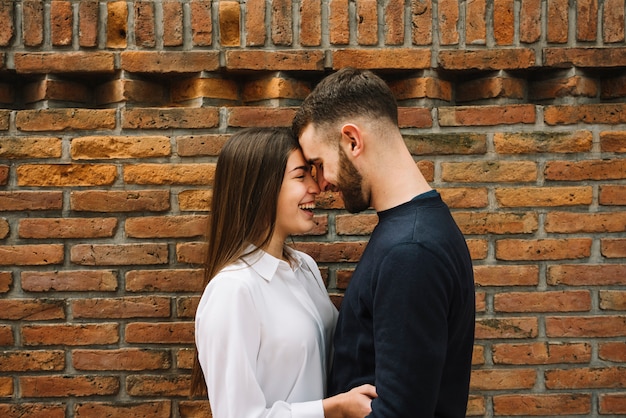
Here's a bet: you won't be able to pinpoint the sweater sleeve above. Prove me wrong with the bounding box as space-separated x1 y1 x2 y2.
195 276 325 418
369 242 451 418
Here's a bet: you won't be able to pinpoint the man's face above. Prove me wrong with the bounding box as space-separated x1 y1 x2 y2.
299 124 369 213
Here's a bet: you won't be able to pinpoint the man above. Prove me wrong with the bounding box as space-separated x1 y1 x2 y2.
292 67 475 417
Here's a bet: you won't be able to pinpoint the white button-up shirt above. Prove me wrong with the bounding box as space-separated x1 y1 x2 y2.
195 247 338 418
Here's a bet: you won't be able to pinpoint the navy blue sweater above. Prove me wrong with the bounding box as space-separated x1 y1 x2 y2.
328 191 475 417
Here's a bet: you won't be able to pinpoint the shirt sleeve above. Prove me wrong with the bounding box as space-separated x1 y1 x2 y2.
369 243 451 418
195 275 325 418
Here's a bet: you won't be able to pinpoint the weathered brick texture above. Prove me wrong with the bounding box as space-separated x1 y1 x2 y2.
0 1 625 417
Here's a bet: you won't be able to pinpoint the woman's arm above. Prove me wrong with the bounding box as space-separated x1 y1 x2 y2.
322 384 377 418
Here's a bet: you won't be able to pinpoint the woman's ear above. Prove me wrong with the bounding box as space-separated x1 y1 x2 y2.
340 123 363 157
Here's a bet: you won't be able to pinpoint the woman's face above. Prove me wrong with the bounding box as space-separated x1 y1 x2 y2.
274 149 321 241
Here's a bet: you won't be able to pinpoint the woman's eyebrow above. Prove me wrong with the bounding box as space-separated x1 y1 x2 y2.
289 164 311 173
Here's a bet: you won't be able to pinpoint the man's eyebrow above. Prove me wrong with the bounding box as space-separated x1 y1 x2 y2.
307 157 321 165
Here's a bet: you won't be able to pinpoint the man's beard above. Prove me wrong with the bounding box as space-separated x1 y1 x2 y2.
337 146 369 213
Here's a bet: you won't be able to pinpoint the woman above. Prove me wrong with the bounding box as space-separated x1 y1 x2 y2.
190 127 376 418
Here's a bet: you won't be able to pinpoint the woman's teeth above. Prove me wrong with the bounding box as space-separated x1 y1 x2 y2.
298 203 315 210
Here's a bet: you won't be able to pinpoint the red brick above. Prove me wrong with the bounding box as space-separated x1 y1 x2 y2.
442 161 537 183
78 1 99 47
600 290 626 311
475 317 538 339
384 0 404 45
120 51 220 73
494 394 591 416
75 402 171 418
219 1 240 47
544 158 626 181
454 211 538 235
17 164 117 187
0 271 11 293
520 0 541 43
0 191 63 211
0 350 65 372
473 265 539 287
439 104 536 126
51 1 72 46
493 0 514 45
19 218 117 239
125 269 204 292
600 393 626 415
242 76 310 102
95 78 164 105
600 130 626 152
496 238 592 261
599 342 626 362
494 290 591 313
16 108 116 131
329 0 349 45
602 73 626 99
70 190 170 212
546 211 626 233
125 215 207 238
0 82 13 104
465 0 486 45
0 0 14 46
494 130 592 153
546 316 626 337
227 106 296 127
134 1 156 48
70 243 168 266
291 241 366 263
545 47 626 68
335 213 377 235
493 342 592 365
125 322 194 344
190 0 212 46
439 48 536 70
495 186 592 207
271 0 292 45
71 136 170 159
172 77 239 103
22 0 44 47
226 50 324 71
72 296 171 319
245 0 266 46
470 369 536 391
547 0 568 43
163 0 183 46
546 367 626 389
467 239 488 259
577 0 598 41
20 375 119 397
22 323 119 346
411 0 432 45
0 324 13 345
357 0 377 45
439 187 489 208
127 375 190 397
122 108 219 129
300 0 321 46
0 244 64 266
2 404 67 417
24 78 91 105
602 238 626 258
389 76 452 101
14 52 115 74
0 298 64 320
398 107 433 128
457 75 525 102
21 270 119 292
0 137 62 158
600 185 626 205
73 348 170 371
176 241 208 265
176 134 228 156
530 74 598 100
438 0 459 45
548 264 626 286
603 0 625 43
124 163 214 185
106 1 128 48
333 48 431 70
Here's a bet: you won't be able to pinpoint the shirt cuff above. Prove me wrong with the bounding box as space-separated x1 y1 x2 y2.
291 400 324 418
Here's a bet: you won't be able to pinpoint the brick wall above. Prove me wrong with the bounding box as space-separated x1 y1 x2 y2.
0 0 625 417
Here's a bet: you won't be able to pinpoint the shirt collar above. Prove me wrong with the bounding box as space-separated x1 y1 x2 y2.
240 244 303 282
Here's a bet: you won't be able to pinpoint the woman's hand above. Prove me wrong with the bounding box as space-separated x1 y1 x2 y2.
323 384 377 418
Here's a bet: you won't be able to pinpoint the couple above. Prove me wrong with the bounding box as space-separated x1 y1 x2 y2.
190 68 476 418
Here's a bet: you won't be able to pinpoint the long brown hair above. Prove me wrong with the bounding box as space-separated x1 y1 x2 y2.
190 127 300 397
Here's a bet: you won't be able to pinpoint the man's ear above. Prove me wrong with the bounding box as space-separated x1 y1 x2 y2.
340 123 363 157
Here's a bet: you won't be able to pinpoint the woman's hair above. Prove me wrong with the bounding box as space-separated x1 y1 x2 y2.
190 127 300 397
292 67 399 138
